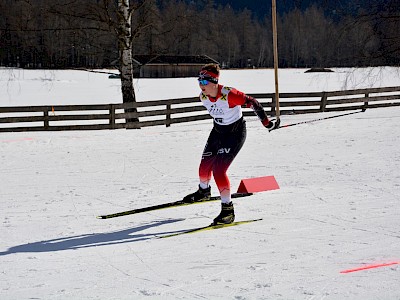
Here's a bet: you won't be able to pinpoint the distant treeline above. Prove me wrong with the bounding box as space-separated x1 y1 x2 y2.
0 0 399 69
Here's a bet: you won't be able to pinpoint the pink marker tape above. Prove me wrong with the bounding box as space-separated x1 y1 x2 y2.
2 137 34 143
340 262 399 274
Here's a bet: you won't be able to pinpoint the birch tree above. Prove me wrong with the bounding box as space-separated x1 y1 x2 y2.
117 0 139 126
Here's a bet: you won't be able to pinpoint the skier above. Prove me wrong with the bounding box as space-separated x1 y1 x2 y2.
183 63 280 225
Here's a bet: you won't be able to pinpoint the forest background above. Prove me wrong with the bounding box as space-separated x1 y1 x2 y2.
0 0 399 70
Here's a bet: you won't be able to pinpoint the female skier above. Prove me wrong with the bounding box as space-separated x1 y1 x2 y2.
183 63 280 225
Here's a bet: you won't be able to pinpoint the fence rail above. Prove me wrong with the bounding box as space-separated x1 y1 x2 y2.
1 86 400 132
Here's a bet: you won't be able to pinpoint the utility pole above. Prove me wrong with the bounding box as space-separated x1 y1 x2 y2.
271 0 280 118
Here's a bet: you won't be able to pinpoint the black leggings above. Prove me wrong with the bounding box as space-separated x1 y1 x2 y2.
198 118 247 203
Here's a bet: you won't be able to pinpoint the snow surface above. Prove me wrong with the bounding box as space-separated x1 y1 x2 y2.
1 67 400 106
1 67 400 299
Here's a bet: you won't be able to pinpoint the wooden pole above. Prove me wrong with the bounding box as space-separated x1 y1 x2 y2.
271 0 280 117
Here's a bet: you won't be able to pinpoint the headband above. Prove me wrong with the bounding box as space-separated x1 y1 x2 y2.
198 70 219 83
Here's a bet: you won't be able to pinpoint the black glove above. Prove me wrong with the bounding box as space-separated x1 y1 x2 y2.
265 118 280 131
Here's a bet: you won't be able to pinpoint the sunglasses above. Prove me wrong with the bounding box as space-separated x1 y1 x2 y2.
198 79 210 85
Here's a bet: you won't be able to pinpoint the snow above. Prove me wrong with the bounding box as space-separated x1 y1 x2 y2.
1 67 400 106
1 67 400 299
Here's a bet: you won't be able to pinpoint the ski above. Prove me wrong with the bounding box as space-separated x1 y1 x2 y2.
96 192 253 219
158 218 263 239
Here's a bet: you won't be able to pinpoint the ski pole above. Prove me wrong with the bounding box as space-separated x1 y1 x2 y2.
277 109 365 129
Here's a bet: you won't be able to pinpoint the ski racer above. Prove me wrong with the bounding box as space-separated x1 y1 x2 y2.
183 63 280 225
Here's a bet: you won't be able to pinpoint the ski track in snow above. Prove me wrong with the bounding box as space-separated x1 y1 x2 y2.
0 68 400 299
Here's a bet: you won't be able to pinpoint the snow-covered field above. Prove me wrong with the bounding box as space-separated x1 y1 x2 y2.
1 67 400 299
1 67 400 106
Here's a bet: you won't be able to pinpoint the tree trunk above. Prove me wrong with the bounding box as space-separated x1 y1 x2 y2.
117 0 140 128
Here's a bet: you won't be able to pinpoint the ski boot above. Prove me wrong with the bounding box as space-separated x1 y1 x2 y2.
183 185 211 203
212 202 235 225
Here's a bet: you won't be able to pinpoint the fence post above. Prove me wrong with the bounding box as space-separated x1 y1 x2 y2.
109 104 115 129
166 103 171 127
43 108 49 130
363 93 369 111
271 94 276 116
320 92 328 112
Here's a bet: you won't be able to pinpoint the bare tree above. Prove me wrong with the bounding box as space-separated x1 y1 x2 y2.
117 0 140 126
51 0 153 126
357 0 400 65
103 0 157 127
2 0 399 74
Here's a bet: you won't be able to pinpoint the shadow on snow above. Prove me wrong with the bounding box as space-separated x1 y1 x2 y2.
0 218 187 256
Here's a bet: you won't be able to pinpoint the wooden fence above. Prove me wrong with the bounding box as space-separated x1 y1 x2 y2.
1 86 400 132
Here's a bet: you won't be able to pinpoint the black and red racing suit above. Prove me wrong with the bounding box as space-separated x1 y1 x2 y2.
199 85 269 203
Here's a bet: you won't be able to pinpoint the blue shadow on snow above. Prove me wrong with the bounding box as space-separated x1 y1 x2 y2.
0 218 186 256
